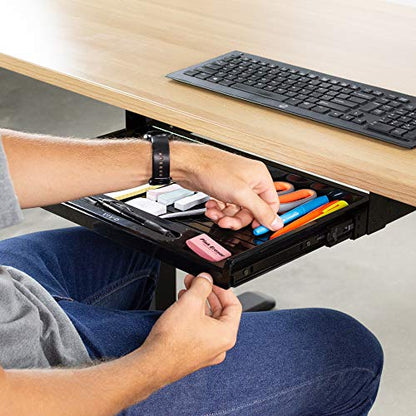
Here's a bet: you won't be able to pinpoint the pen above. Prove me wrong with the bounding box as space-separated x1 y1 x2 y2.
269 200 348 240
160 208 206 219
253 195 330 236
87 197 176 238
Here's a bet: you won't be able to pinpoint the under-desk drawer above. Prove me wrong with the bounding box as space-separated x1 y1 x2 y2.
44 126 413 289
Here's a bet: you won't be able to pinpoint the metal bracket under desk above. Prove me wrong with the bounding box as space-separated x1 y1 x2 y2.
367 193 415 234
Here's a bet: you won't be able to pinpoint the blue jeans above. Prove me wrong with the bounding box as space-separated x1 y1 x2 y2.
0 227 383 415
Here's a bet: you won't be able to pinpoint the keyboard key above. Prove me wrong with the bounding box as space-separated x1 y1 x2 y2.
361 102 380 113
373 90 384 96
376 98 390 105
404 130 416 140
350 110 364 117
404 104 416 111
368 121 394 134
372 109 385 116
390 120 402 127
331 98 358 108
230 83 288 102
206 76 223 83
349 96 367 104
204 63 222 70
328 111 343 118
398 97 410 103
195 73 211 80
341 114 355 121
389 101 401 108
286 98 302 106
363 88 373 94
400 116 412 123
184 70 200 76
336 93 349 100
299 102 315 109
352 118 366 125
386 93 397 100
352 91 373 101
317 100 348 112
264 85 276 91
311 106 330 114
391 128 408 137
320 94 333 101
219 80 235 86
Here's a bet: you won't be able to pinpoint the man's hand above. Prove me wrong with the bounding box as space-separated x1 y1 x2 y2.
141 273 242 385
171 143 283 231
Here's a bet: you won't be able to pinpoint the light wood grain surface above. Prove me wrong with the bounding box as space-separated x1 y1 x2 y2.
1 0 416 205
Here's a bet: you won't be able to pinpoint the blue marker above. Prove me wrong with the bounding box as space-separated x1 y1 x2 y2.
253 195 330 236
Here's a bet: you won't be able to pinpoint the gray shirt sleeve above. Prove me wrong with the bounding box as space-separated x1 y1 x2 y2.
0 136 23 229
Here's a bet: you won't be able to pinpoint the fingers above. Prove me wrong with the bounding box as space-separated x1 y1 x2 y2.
217 207 254 230
234 187 283 231
185 274 223 318
186 272 213 301
213 286 242 327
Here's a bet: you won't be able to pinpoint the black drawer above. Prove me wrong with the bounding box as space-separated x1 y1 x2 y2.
44 125 414 289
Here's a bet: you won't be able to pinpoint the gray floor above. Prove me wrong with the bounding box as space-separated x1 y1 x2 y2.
1 68 415 414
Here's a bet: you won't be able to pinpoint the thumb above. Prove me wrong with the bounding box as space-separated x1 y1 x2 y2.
187 273 214 300
239 188 283 231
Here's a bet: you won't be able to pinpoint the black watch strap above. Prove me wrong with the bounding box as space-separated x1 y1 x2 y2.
144 131 172 185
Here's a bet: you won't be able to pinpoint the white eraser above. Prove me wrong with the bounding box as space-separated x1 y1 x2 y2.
174 192 210 211
146 184 181 201
126 198 166 216
158 189 194 205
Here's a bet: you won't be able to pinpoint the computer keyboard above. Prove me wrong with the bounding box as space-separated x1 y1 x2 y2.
167 51 416 149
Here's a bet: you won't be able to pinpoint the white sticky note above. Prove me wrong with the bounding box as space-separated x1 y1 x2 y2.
174 192 210 211
126 198 166 216
146 184 182 201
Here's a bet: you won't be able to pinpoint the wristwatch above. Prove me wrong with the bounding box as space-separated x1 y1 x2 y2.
144 131 172 185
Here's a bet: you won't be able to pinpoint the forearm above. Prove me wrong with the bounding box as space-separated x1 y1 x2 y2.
0 129 192 208
0 349 165 416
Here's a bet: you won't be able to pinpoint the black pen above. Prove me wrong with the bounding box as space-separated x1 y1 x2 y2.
86 197 176 238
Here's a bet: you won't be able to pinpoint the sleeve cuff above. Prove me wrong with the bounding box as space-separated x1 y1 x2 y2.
0 137 23 229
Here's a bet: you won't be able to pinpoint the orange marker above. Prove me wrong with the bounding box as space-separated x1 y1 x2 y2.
270 200 348 240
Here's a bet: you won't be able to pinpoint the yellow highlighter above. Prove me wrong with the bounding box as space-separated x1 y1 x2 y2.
316 200 349 219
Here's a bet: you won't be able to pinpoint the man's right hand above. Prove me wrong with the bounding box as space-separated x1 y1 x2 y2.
141 273 242 385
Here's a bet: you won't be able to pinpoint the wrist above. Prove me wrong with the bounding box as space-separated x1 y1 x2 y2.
170 141 207 188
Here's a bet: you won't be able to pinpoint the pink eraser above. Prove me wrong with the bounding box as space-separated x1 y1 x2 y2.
186 233 232 262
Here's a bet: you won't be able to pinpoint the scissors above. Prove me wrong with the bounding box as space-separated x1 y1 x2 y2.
274 181 295 195
278 189 317 213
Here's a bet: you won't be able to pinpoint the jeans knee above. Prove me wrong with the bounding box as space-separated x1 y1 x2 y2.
313 308 383 377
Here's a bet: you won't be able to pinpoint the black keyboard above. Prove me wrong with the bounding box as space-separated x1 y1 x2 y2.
167 51 416 149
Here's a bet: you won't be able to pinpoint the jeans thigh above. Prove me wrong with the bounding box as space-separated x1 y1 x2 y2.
0 227 160 309
116 309 383 416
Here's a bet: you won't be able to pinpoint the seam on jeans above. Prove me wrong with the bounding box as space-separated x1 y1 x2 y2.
82 269 156 305
202 367 376 416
